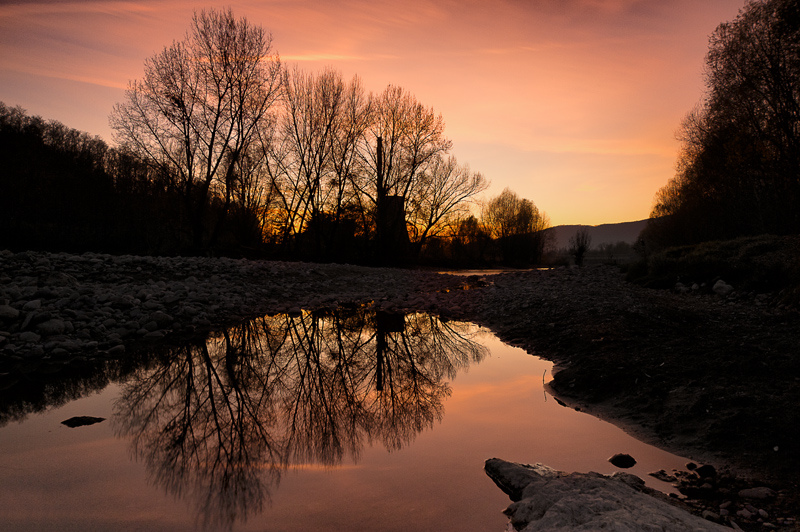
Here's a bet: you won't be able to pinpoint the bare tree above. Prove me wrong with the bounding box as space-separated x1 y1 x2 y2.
352 85 452 259
268 66 344 251
110 8 282 251
264 68 372 256
406 155 488 256
569 228 592 266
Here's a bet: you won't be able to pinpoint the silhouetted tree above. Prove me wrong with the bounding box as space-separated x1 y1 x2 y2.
645 0 800 248
482 188 550 265
264 67 370 258
568 228 592 266
7 11 496 262
0 102 169 252
110 8 282 252
354 85 452 262
407 155 488 257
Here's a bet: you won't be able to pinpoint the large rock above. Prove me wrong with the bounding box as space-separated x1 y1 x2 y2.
712 280 734 296
484 458 729 531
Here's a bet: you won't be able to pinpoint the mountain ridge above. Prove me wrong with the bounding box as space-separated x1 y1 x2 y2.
546 220 647 250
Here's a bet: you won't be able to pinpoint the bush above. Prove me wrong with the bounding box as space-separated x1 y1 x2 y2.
626 234 800 292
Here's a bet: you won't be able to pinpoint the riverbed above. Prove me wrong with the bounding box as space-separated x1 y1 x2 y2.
2 250 798 528
0 311 692 531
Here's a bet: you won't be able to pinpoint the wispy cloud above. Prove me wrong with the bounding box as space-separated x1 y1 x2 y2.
281 53 370 62
0 1 162 18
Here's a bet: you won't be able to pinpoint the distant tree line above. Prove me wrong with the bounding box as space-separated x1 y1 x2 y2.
0 102 176 254
643 0 799 249
2 8 551 266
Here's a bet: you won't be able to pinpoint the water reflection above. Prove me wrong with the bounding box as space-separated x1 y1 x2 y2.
113 309 487 529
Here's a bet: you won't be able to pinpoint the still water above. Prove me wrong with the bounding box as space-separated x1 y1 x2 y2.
0 310 690 531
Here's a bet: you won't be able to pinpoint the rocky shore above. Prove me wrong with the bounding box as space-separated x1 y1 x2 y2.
1 250 799 529
484 458 730 531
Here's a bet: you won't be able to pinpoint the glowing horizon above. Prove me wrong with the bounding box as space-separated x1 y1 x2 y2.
0 0 746 225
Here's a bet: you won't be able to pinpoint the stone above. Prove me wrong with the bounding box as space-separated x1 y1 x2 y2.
107 344 126 356
738 487 776 499
40 271 78 287
27 345 45 357
713 280 734 296
110 295 135 309
149 311 173 327
30 311 52 326
484 459 729 532
37 319 66 336
18 331 41 343
608 453 637 468
32 287 55 299
484 458 560 501
695 464 717 478
649 469 677 483
681 485 717 500
0 305 20 320
180 305 200 317
61 416 105 428
22 299 42 311
142 300 162 310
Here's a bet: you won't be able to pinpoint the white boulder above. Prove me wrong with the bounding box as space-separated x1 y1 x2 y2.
484 458 729 531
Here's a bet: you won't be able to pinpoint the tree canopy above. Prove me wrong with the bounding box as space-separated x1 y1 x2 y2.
481 188 550 265
645 0 800 247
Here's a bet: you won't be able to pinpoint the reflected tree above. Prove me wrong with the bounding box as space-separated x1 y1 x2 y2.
113 309 487 529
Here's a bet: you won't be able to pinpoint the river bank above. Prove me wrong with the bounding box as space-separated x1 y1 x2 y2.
1 250 798 528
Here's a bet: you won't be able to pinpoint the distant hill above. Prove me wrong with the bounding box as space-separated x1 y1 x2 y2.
546 220 647 250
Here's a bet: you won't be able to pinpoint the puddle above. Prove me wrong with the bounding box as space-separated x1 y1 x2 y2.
0 309 691 531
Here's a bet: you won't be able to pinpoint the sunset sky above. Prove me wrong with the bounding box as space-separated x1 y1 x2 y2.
0 0 746 226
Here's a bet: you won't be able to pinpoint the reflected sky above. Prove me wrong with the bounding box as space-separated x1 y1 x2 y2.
0 309 691 531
